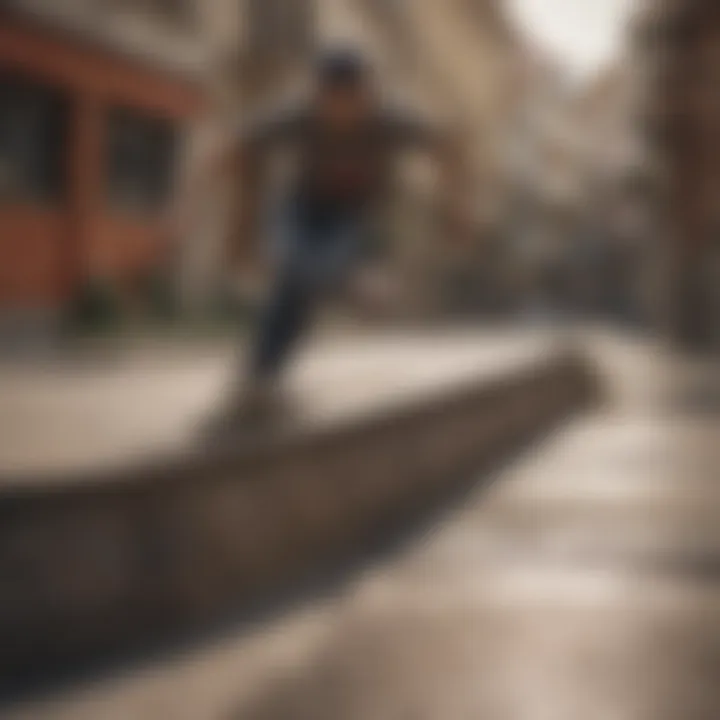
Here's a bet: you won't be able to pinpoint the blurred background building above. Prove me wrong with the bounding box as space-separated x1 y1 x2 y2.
633 0 720 350
0 0 528 328
1 0 717 349
0 0 225 328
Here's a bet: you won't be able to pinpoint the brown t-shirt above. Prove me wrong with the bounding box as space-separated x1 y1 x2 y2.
240 101 438 216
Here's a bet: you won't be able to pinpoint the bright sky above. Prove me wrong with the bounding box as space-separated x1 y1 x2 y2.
507 0 633 81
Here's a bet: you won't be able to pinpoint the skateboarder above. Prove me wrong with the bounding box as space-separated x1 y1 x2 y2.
183 48 470 424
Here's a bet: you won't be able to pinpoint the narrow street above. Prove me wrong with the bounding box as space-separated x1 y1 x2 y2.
5 330 719 720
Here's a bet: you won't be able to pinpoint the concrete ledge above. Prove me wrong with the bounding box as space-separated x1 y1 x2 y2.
0 348 597 678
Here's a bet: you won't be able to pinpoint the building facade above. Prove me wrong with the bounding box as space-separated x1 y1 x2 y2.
1 0 525 321
0 1 223 318
635 0 720 348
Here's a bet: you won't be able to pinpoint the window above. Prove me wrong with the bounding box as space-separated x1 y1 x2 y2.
0 74 68 203
105 108 179 216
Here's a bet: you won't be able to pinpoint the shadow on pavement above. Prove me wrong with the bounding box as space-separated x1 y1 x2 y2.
0 412 573 710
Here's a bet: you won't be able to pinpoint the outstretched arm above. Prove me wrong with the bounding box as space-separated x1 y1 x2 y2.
388 109 473 245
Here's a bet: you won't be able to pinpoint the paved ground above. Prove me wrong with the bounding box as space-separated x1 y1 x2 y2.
0 328 558 481
3 329 720 720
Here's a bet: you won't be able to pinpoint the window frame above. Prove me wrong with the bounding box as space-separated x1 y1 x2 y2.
104 105 181 219
0 71 70 207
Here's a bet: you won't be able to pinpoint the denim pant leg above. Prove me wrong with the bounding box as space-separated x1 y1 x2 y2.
250 271 314 381
249 203 316 382
250 202 363 381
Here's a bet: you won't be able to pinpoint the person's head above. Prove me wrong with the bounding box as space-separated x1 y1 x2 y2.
313 48 374 127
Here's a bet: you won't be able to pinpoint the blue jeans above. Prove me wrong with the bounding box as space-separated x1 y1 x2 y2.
250 199 364 380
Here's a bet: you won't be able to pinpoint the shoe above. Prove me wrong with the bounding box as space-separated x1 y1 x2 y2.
201 378 288 444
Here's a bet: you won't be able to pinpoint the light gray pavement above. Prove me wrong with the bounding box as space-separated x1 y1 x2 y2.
0 328 559 480
3 329 720 720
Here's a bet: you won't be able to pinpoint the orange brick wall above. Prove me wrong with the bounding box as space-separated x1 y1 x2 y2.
0 206 69 307
0 11 205 308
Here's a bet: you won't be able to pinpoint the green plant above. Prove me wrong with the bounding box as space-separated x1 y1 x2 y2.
67 277 123 335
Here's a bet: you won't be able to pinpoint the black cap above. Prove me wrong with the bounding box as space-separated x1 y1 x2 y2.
316 47 369 88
